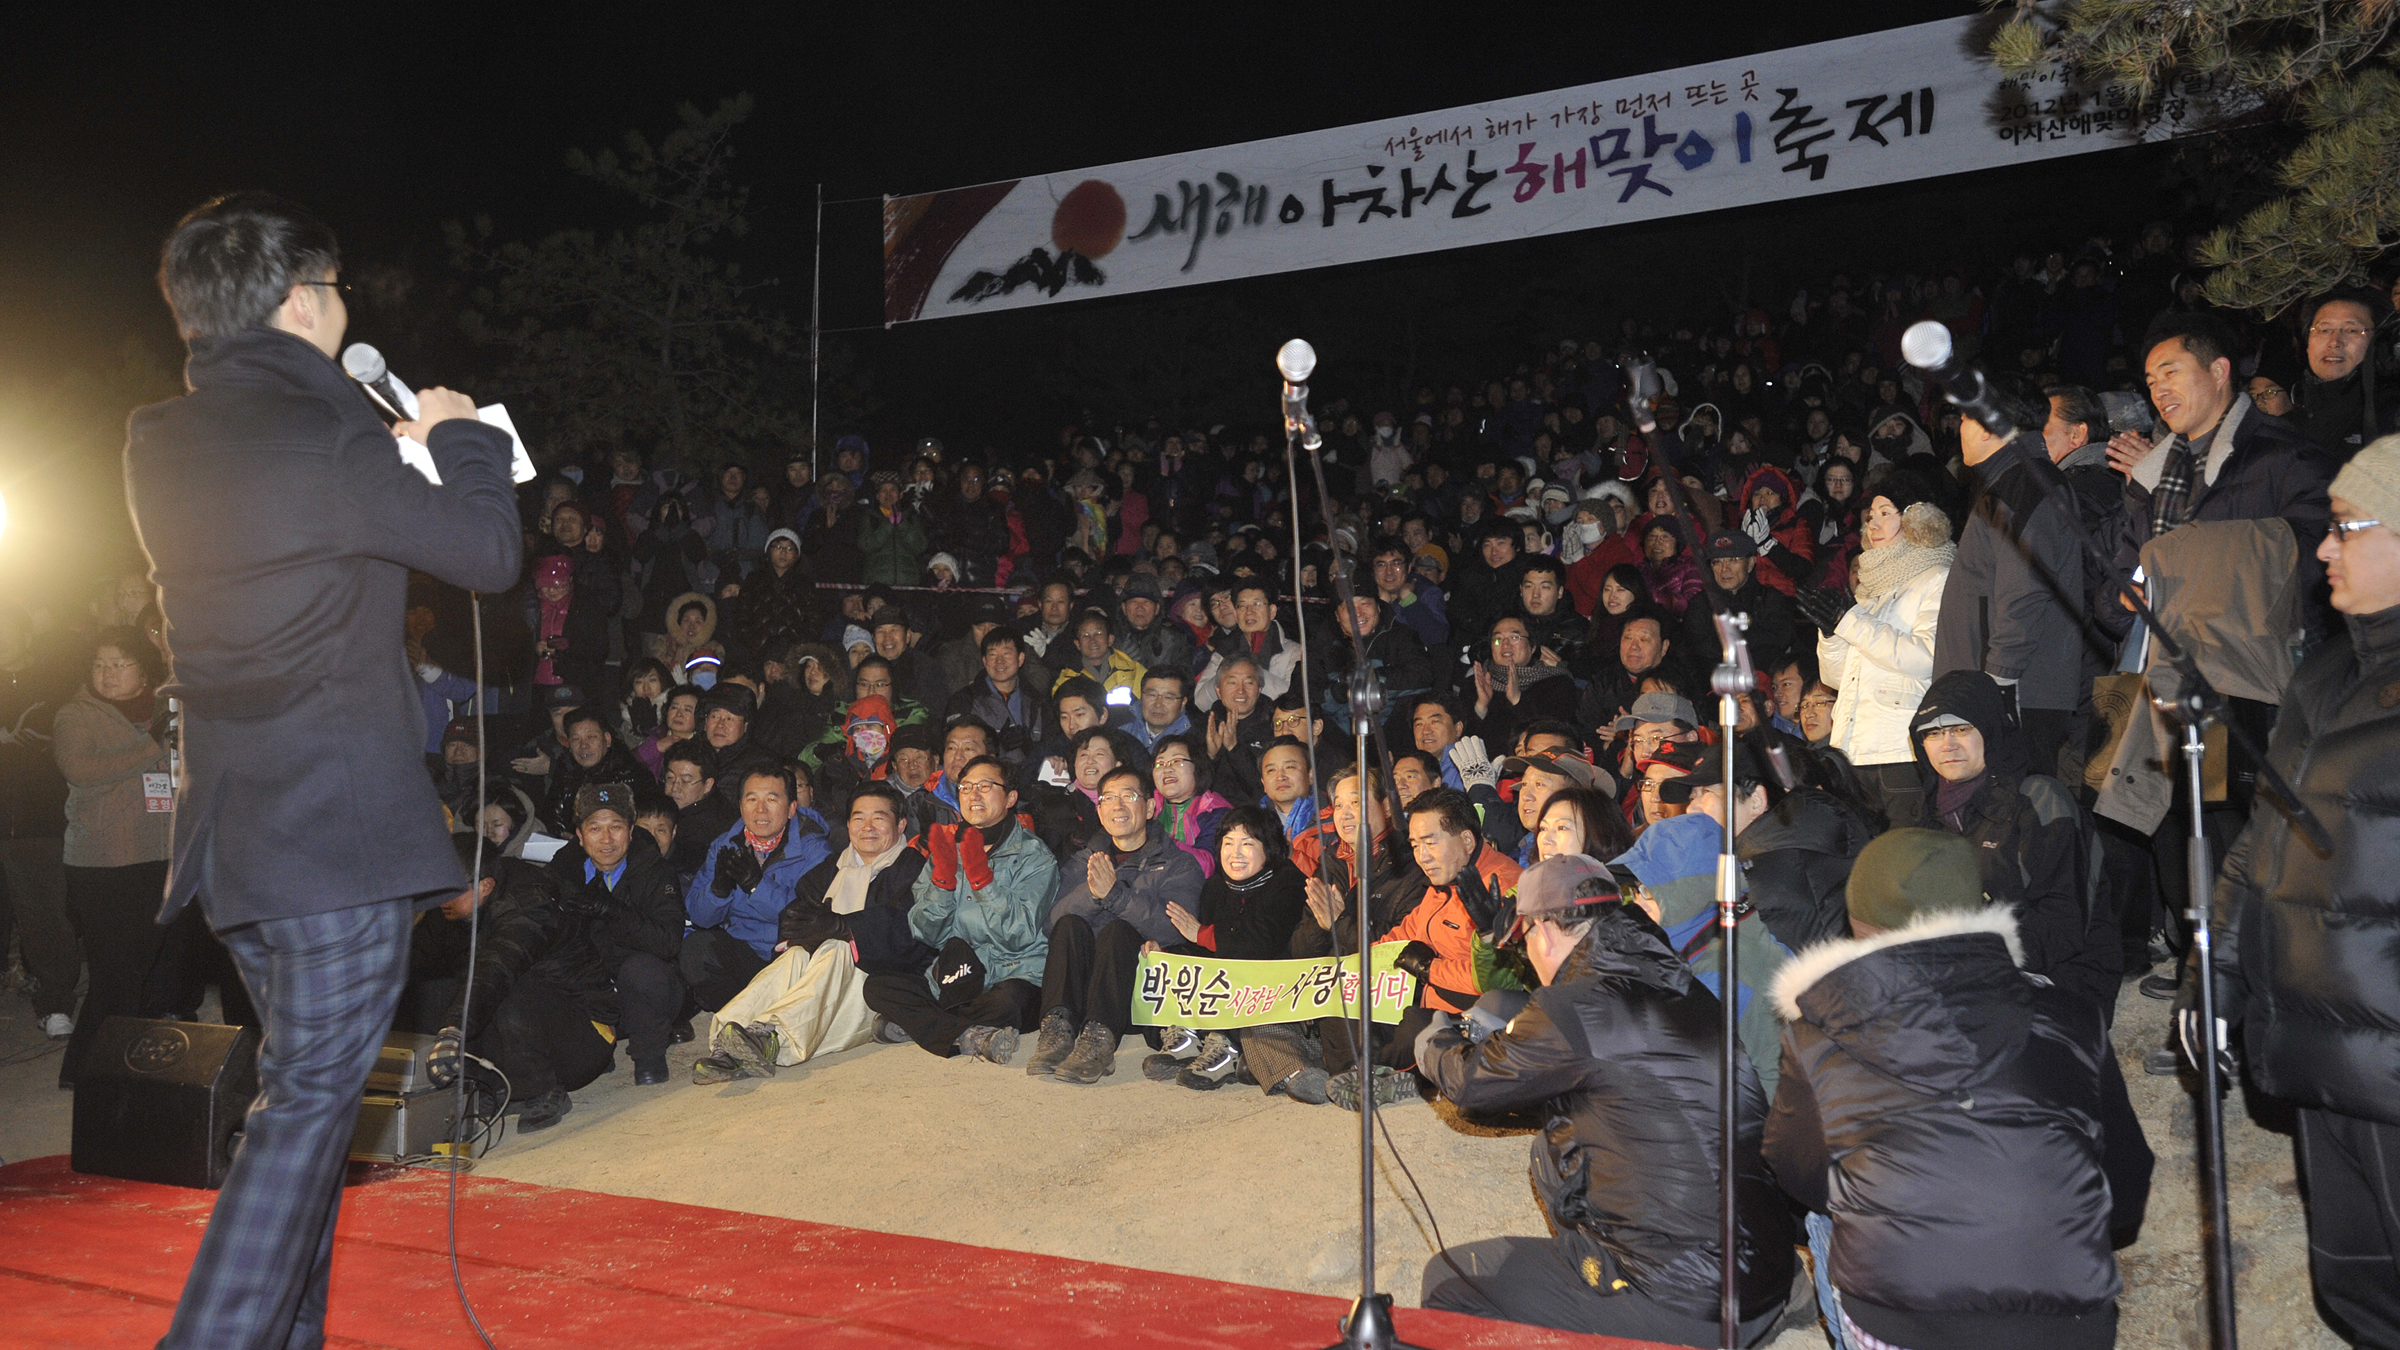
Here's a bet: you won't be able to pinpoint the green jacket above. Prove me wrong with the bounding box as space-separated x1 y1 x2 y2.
857 508 929 587
910 819 1057 987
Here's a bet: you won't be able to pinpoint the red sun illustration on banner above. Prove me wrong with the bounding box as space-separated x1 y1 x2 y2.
1051 180 1126 260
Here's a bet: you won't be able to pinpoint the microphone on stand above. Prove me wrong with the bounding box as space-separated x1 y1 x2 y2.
1900 321 2013 441
1278 339 1323 452
341 343 419 421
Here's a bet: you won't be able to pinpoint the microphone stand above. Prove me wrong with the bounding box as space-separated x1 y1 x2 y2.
1907 328 2335 1350
1281 352 1427 1350
1633 409 1753 1350
1709 610 1753 1350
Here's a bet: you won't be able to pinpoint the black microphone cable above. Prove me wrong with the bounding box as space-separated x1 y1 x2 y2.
446 589 500 1350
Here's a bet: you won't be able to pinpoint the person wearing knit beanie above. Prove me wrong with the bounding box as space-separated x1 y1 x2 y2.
1843 827 1986 934
2330 433 2400 540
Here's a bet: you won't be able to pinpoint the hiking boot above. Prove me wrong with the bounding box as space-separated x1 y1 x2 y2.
1025 1009 1079 1077
1174 1033 1241 1090
956 1025 1019 1065
1143 1026 1203 1081
516 1088 572 1132
632 1055 671 1086
1049 1022 1119 1084
1279 1067 1332 1105
714 1022 778 1079
1327 1065 1415 1112
691 1054 743 1086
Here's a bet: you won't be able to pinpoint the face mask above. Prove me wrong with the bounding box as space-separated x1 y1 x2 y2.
851 725 888 760
1377 426 1398 442
690 669 717 690
1569 521 1603 546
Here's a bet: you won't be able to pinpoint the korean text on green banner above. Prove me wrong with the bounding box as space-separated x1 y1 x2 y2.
1128 942 1417 1031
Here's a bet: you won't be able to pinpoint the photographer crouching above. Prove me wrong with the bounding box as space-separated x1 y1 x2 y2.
126 193 522 1349
1414 854 1794 1346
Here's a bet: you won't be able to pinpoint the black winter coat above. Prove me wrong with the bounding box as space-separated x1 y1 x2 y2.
776 846 931 975
448 855 619 1034
1912 670 2119 1012
543 832 686 973
1735 788 1872 953
726 564 816 664
1422 904 1795 1323
126 327 521 925
2199 604 2400 1126
1189 861 1308 961
537 742 653 843
1290 834 1429 959
1765 906 2119 1347
2112 397 2334 636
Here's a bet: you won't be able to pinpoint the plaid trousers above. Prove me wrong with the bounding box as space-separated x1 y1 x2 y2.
157 898 413 1350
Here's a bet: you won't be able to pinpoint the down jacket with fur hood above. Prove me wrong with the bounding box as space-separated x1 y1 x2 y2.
1765 905 2119 1350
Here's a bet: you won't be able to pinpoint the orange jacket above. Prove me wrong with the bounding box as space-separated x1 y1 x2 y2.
1389 844 1522 1013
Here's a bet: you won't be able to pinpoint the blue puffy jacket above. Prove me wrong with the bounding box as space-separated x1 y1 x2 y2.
686 808 833 960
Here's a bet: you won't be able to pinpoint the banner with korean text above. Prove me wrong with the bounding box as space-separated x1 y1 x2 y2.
1128 943 1418 1031
884 16 2247 325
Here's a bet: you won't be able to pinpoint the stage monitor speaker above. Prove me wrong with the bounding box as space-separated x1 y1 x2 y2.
351 1033 458 1163
71 1017 259 1190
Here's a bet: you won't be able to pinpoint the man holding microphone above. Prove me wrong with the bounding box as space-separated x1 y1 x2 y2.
126 193 522 1349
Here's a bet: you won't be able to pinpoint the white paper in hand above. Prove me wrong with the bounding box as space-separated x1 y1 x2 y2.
395 402 538 486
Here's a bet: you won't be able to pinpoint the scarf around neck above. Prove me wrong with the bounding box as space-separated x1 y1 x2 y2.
828 843 905 915
1851 537 1955 603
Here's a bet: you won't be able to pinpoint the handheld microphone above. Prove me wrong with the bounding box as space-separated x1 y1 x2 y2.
1900 321 2012 440
1276 339 1322 451
341 343 419 421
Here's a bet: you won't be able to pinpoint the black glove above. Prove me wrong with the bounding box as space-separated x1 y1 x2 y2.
712 842 763 898
428 1027 464 1089
1796 586 1853 634
1392 940 1441 984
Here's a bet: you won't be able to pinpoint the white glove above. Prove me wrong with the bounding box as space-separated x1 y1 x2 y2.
1742 508 1772 545
416 663 443 684
1451 735 1499 792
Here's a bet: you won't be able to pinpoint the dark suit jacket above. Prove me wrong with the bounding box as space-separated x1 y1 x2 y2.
125 328 522 926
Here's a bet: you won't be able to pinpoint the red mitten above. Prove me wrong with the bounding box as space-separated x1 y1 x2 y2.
920 827 960 889
957 826 996 892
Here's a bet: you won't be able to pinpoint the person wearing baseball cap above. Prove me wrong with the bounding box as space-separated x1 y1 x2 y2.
431 778 677 1133
1686 526 1799 676
1416 853 1796 1342
1764 829 2121 1350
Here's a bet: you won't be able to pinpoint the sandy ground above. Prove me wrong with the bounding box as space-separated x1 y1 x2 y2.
0 971 2350 1348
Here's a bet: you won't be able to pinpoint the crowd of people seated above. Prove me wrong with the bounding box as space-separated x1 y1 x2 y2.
10 230 2400 1348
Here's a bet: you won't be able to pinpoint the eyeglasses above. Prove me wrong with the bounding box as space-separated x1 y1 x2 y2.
958 779 1010 797
2308 325 2370 341
92 660 142 673
2332 518 2383 536
1098 790 1146 807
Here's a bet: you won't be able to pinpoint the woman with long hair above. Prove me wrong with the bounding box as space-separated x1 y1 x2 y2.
1531 785 1635 864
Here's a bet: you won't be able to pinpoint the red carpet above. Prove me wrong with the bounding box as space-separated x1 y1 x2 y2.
0 1155 1672 1348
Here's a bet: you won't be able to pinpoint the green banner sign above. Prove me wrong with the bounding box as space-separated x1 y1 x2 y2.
1128 942 1418 1030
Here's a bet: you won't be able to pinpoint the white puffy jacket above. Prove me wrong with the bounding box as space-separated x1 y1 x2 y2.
1816 561 1948 767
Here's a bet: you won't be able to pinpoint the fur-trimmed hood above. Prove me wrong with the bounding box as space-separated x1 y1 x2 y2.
1769 904 2035 1095
1771 904 2023 1019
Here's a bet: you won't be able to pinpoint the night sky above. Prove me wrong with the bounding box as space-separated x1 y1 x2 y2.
4 1 2179 596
